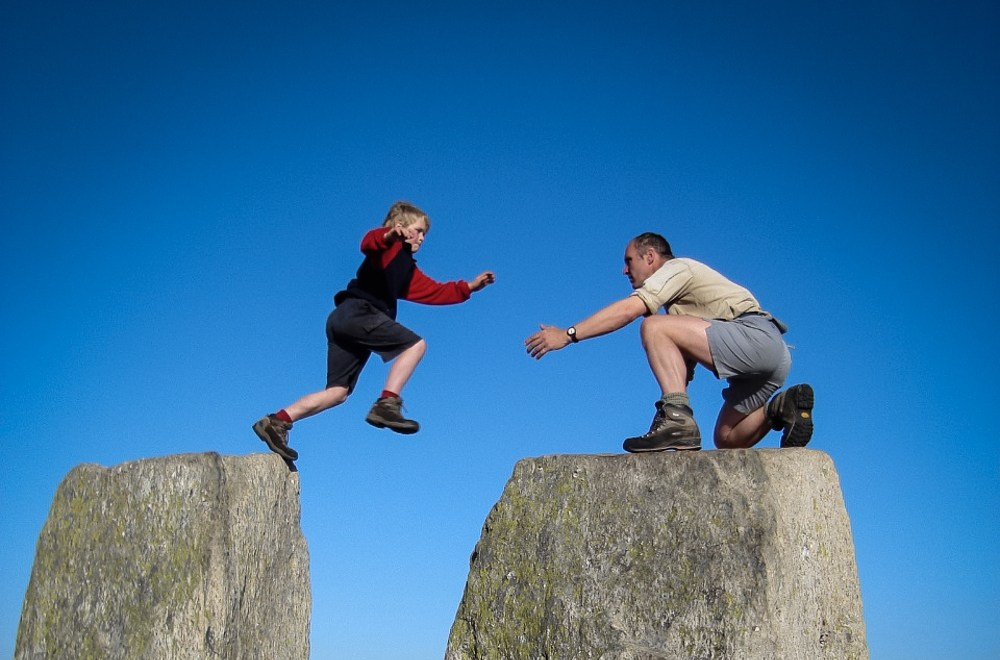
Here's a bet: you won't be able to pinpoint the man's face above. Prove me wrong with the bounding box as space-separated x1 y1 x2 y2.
623 241 658 289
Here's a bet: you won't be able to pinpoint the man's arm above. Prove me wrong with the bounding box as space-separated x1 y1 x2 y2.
524 295 648 359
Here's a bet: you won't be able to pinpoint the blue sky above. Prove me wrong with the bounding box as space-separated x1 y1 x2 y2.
1 1 997 658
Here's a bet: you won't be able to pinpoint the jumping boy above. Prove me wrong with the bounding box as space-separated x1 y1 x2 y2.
253 201 496 461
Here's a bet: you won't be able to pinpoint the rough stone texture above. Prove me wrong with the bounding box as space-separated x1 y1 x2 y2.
15 452 309 660
446 449 867 660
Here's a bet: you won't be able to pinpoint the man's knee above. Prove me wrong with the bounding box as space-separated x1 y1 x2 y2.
640 315 694 354
639 314 669 345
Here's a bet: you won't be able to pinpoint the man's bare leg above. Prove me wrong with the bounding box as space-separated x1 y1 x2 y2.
639 315 714 394
713 403 772 449
624 315 714 452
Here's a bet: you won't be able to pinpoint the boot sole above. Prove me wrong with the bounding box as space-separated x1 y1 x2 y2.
366 416 420 435
781 384 814 448
253 422 299 461
624 443 702 453
623 432 702 453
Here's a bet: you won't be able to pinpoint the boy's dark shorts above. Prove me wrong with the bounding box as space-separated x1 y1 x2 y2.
325 298 422 393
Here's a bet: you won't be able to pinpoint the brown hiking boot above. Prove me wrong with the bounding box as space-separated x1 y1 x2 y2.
623 400 702 452
766 384 814 448
365 396 420 434
253 414 298 461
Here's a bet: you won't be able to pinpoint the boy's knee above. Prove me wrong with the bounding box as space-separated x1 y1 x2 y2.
326 386 350 405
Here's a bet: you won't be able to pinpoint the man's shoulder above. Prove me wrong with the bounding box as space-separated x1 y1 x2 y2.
652 257 697 277
664 256 724 278
669 256 705 268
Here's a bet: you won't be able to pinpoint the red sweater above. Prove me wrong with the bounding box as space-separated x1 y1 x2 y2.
333 228 470 319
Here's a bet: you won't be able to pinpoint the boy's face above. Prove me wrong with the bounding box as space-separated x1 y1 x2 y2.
400 218 429 253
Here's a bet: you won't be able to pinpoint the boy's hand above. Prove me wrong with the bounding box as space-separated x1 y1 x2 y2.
385 222 415 243
469 271 496 292
386 222 406 242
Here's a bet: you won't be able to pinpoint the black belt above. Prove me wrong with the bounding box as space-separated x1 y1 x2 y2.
738 311 788 334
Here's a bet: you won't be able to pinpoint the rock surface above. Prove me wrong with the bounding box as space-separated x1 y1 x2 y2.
15 452 309 660
446 449 867 660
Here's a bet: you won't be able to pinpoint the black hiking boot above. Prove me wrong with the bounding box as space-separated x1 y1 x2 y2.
253 414 298 461
766 383 814 448
623 400 702 452
366 396 420 434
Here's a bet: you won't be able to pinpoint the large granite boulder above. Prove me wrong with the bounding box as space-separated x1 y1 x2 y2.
446 449 867 660
15 452 309 660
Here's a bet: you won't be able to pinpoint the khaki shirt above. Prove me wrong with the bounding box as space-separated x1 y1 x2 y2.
631 257 762 320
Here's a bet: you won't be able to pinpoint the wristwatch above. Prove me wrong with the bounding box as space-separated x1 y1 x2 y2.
566 326 579 343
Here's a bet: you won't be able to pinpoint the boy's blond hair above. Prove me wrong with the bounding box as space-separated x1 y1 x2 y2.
382 200 431 231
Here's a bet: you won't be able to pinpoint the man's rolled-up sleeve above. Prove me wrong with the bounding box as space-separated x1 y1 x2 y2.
631 289 661 315
632 261 689 315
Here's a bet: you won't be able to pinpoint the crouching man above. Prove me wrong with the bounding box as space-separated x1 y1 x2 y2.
524 232 812 452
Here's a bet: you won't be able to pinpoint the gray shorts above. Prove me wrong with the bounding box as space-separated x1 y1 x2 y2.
324 298 422 393
705 314 790 414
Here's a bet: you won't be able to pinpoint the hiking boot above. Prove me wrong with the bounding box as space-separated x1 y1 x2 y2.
366 396 420 434
253 414 298 461
623 400 701 452
766 383 814 448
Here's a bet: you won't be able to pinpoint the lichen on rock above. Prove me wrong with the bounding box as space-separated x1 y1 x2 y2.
15 452 309 660
446 449 868 660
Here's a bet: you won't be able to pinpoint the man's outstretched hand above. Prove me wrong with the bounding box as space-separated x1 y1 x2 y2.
470 271 496 292
524 324 570 359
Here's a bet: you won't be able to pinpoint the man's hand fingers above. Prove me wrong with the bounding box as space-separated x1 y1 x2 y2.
525 331 551 359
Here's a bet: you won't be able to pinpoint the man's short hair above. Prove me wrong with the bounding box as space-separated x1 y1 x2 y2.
383 201 431 230
632 232 673 258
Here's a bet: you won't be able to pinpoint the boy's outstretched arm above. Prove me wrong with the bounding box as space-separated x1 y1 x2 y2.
469 271 496 292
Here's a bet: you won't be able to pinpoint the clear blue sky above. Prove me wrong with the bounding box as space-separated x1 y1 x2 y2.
2 1 997 658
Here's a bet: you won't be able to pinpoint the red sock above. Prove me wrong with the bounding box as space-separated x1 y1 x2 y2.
275 409 293 423
380 390 399 400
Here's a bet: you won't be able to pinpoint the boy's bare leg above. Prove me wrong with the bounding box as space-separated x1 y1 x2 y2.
254 387 349 460
284 386 350 422
365 339 427 434
383 339 427 395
